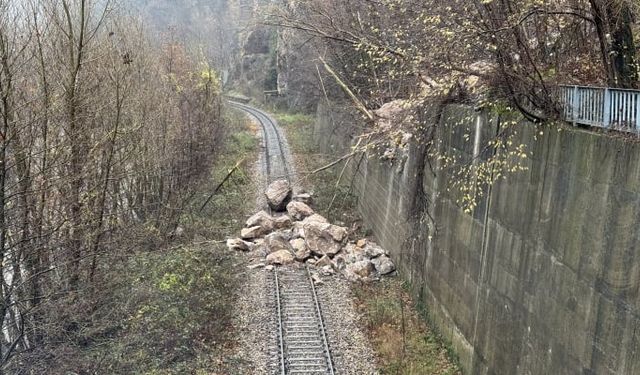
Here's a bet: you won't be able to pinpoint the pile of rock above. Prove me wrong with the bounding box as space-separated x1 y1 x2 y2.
227 180 396 281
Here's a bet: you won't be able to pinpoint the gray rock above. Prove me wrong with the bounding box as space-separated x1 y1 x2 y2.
372 255 396 275
286 201 315 221
364 243 387 259
327 225 348 242
290 238 306 252
241 226 264 240
247 263 266 269
320 265 335 276
279 229 294 241
315 255 335 268
292 222 306 239
266 250 295 265
302 213 328 224
246 211 275 233
345 259 375 279
293 193 313 205
304 222 342 257
273 215 293 230
265 180 292 212
290 238 310 261
265 232 293 254
227 238 253 252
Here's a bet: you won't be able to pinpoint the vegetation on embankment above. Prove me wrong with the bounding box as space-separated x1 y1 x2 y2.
275 112 361 226
22 109 259 374
277 110 461 375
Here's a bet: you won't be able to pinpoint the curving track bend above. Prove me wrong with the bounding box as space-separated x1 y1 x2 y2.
231 101 336 375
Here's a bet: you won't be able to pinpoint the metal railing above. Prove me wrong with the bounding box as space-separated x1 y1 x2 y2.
560 85 640 132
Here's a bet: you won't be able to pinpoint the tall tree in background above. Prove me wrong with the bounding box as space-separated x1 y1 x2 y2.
590 0 638 87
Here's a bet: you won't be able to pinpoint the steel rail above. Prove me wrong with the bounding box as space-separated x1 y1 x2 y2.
306 267 336 375
275 268 287 375
232 101 335 374
229 101 291 183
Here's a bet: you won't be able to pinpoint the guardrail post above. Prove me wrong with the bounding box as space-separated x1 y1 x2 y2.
603 88 611 128
572 85 579 126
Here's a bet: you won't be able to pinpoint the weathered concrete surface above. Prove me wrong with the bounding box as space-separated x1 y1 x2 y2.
314 102 640 375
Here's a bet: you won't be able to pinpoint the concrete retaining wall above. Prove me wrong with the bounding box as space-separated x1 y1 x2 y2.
313 103 640 375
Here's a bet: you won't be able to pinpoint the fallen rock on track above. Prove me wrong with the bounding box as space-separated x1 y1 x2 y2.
229 188 397 282
246 210 275 232
304 222 345 257
266 250 295 265
265 232 293 254
265 179 292 211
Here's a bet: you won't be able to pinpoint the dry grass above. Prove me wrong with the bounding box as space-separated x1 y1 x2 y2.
353 279 462 375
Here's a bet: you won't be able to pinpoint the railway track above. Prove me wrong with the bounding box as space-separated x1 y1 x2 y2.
231 102 336 374
229 101 292 184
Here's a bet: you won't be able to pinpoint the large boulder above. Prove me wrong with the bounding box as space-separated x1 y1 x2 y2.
265 180 292 212
286 201 315 221
304 222 343 257
227 238 253 252
265 232 293 254
266 250 295 265
246 211 275 233
372 255 396 275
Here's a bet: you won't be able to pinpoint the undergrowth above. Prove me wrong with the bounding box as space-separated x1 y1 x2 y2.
41 107 259 374
275 112 361 226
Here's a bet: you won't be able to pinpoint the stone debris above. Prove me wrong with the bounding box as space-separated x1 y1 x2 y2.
304 222 344 257
273 215 292 229
292 193 313 205
265 179 292 212
246 210 275 232
264 232 293 254
227 238 254 252
286 201 315 221
241 226 264 240
229 189 397 282
302 213 328 224
364 243 387 259
266 250 295 265
372 255 396 275
345 260 376 279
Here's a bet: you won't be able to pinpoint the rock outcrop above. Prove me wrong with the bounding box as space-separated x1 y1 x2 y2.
265 180 293 212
